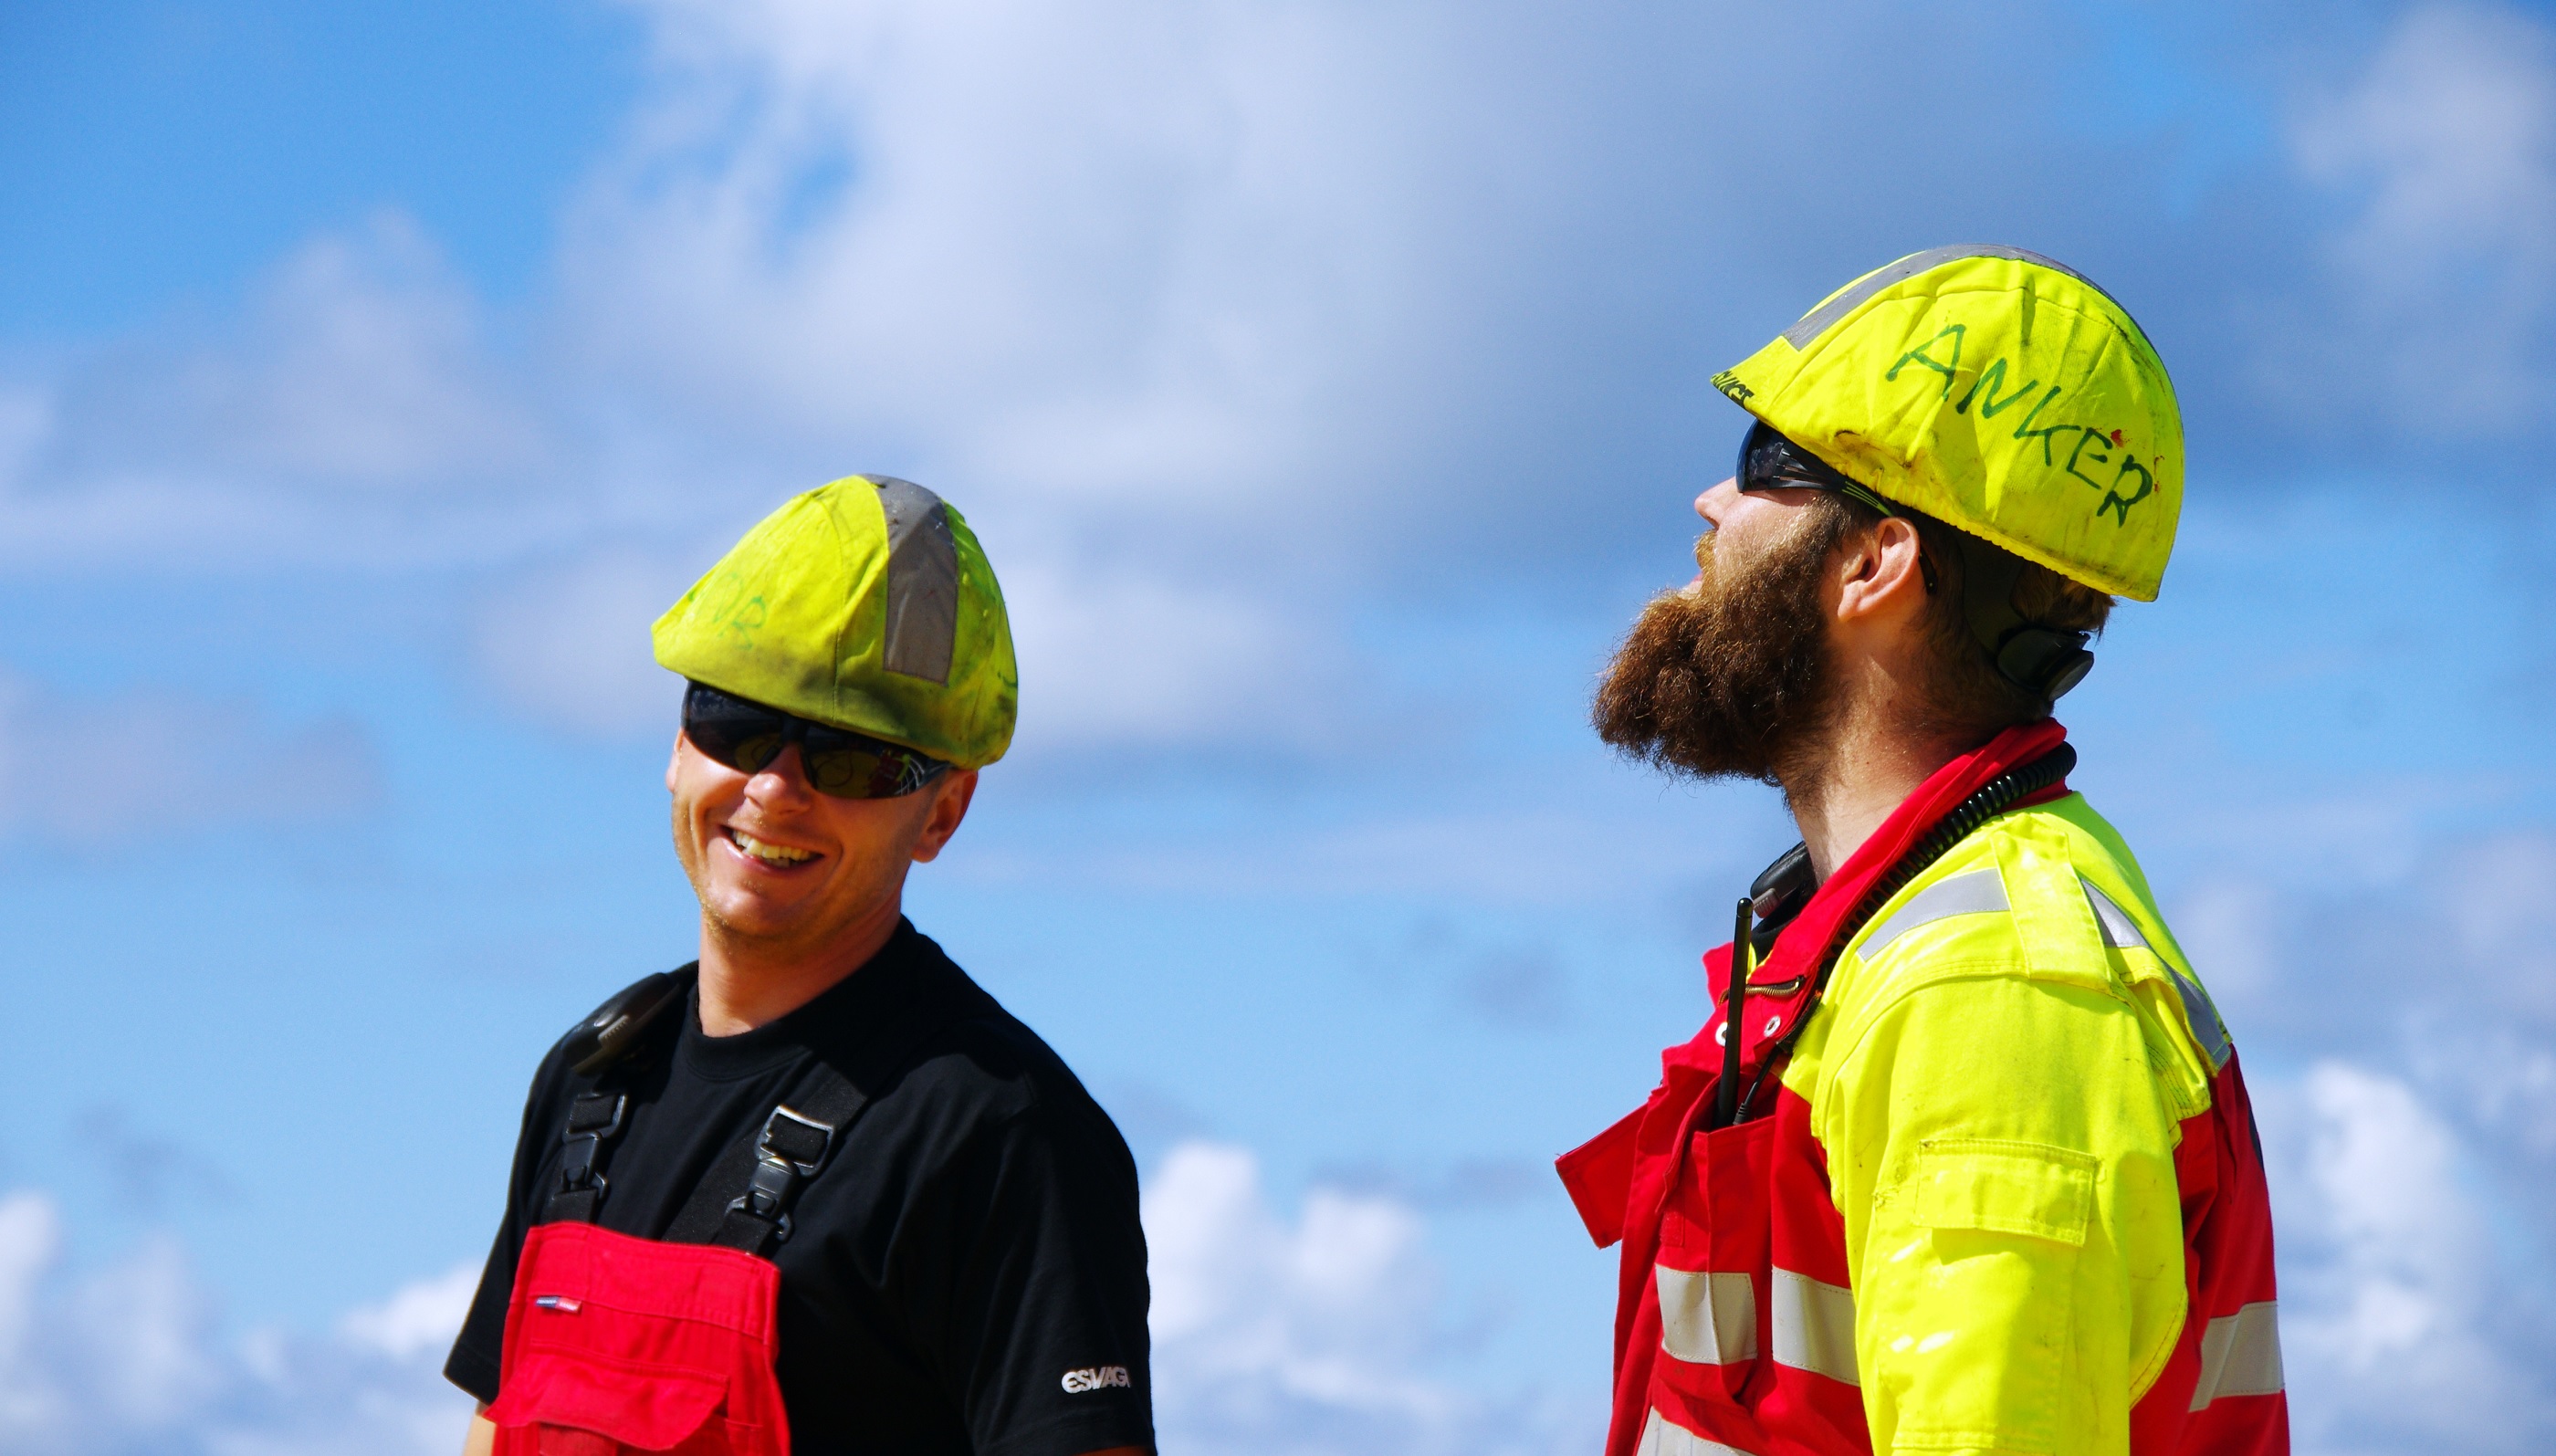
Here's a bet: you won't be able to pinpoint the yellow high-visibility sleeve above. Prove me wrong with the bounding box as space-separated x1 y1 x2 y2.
1790 807 2199 1455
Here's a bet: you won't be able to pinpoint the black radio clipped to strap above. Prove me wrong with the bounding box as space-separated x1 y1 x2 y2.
563 969 693 1077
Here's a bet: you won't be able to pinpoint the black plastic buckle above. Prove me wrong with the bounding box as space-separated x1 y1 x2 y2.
727 1105 836 1241
557 1093 627 1198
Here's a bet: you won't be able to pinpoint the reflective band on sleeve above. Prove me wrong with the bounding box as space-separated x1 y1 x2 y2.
1769 1268 1859 1386
2080 878 2146 949
1859 869 2008 960
2085 877 2234 1068
2166 965 2232 1069
1778 245 2110 349
1656 1266 1758 1365
1637 1408 1756 1456
2190 1301 2283 1409
873 477 958 685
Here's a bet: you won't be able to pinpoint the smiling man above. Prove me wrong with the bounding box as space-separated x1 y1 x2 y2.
445 477 1153 1456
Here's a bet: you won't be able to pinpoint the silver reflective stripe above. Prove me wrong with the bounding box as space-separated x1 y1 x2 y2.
1859 869 2007 959
2080 878 2147 949
2190 1301 2283 1409
1769 1268 1859 1386
1779 245 2112 350
1657 1266 1757 1365
873 477 958 684
2085 877 2233 1069
1636 1408 1755 1456
2169 967 2232 1069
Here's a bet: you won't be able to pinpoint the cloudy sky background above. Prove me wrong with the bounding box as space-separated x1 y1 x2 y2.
2 1 2553 1451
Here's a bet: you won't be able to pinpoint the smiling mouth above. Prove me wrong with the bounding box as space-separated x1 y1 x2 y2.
726 826 819 868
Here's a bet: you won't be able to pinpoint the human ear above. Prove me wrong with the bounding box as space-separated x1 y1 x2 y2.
907 770 980 864
1835 518 1928 621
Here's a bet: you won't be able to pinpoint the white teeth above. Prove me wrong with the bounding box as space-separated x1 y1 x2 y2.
730 829 814 865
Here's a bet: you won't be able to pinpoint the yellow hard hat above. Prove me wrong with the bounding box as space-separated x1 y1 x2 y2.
1712 245 2182 601
652 476 1018 769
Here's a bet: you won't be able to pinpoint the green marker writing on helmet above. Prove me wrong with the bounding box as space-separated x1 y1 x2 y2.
1721 244 2184 595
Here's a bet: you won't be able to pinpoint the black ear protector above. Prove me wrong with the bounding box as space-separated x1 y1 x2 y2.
1950 532 2094 708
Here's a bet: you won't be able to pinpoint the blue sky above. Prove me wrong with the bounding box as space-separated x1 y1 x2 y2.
2 3 2553 1453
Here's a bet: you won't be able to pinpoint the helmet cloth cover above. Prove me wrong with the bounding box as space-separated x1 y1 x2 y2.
652 476 1018 770
1712 245 2183 602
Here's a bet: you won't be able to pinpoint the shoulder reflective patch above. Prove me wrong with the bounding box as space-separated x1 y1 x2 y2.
1779 245 2110 350
1656 1266 1757 1365
1770 1267 1859 1387
1859 868 2008 960
2085 876 2234 1068
2189 1301 2283 1409
1638 1408 1755 1456
873 476 958 685
2079 878 2147 950
2172 970 2232 1070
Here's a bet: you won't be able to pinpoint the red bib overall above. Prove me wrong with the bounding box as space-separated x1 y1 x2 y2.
487 1220 788 1456
483 998 884 1456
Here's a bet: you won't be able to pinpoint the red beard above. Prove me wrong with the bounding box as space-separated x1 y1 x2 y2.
1592 501 1848 784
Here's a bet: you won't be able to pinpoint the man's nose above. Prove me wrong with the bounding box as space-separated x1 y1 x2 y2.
1694 476 1740 529
746 744 818 808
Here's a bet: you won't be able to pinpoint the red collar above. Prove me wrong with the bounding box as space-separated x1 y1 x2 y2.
1671 718 2070 1074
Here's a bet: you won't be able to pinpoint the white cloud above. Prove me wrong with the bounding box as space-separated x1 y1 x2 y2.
0 213 562 572
2430 832 2556 993
1002 560 1359 753
0 1194 67 1439
173 213 548 488
468 545 696 737
1144 1140 1591 1456
2262 1063 2556 1454
562 0 1471 503
2281 1 2556 433
2176 824 2556 1455
337 1262 483 1366
0 1190 474 1456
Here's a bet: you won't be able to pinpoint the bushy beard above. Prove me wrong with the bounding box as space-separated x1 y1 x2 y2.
1592 502 1847 786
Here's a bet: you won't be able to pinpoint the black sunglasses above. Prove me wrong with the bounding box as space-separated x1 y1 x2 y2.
1736 420 1904 519
681 682 951 800
1734 420 1936 593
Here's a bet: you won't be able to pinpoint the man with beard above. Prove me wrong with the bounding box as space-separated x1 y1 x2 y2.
1558 249 2286 1456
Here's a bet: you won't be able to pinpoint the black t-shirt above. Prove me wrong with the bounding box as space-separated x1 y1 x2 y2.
445 922 1153 1456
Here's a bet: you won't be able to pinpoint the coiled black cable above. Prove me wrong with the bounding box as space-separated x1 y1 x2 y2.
1728 741 2079 1124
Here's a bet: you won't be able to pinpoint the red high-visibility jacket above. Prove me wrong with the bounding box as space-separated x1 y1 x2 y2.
1559 724 2286 1456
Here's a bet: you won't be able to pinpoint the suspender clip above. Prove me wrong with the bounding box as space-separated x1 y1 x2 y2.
557 1092 628 1202
728 1105 837 1241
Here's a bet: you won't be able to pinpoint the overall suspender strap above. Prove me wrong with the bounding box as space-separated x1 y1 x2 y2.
663 986 963 1258
665 1067 871 1257
545 1092 630 1223
542 967 696 1226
